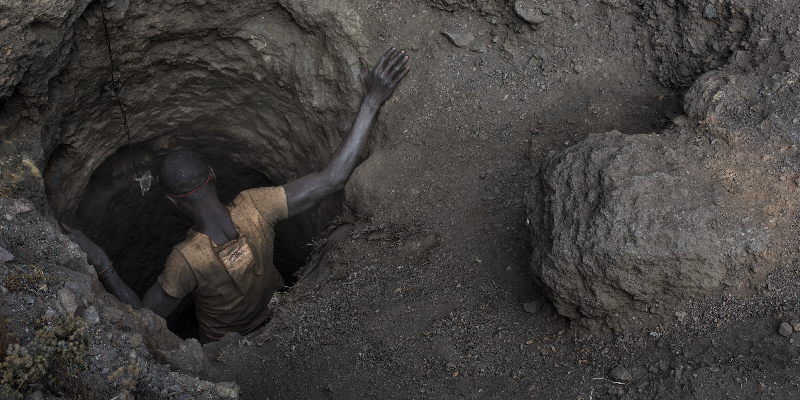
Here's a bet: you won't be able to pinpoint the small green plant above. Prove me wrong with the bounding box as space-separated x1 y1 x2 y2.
1 315 88 391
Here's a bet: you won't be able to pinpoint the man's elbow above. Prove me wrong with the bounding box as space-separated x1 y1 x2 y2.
332 179 347 192
323 171 349 193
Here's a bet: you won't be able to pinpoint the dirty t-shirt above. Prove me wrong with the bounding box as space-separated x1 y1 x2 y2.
157 186 288 341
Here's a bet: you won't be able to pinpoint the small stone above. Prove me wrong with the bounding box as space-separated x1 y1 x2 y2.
0 198 33 215
479 171 487 179
523 299 542 314
672 115 690 128
128 334 143 347
0 246 13 265
83 306 100 324
164 338 206 375
779 322 793 337
44 307 58 318
675 311 688 324
214 382 240 398
470 43 488 53
704 4 717 19
609 366 632 383
65 280 94 303
515 0 547 24
446 362 457 370
732 50 751 68
441 31 475 48
103 306 125 324
792 321 800 332
176 395 196 400
57 287 82 316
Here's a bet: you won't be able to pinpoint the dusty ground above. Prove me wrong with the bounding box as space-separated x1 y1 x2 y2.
205 1 800 399
3 0 800 399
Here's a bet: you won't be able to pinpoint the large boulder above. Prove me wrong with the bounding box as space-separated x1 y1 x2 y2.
528 68 800 327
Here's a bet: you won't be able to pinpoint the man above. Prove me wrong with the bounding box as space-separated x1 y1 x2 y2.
63 47 409 341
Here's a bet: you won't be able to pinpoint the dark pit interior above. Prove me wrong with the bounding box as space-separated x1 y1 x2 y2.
60 142 340 339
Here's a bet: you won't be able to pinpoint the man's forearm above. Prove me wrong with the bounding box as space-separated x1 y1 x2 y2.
324 100 380 188
283 47 408 217
100 270 143 309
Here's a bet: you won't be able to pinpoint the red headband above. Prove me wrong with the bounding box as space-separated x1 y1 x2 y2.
164 172 212 198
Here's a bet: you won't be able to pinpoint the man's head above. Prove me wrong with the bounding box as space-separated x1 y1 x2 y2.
159 150 215 205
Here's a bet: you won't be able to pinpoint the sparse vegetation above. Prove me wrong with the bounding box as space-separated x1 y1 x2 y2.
1 315 88 393
2 265 58 292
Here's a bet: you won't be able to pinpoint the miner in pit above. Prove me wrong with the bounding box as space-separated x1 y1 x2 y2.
61 47 410 342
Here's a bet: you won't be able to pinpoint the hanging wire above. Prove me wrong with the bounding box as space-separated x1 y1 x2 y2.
99 5 135 169
99 5 152 195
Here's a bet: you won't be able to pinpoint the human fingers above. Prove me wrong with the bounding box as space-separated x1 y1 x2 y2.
392 64 410 83
382 49 406 77
390 55 409 80
375 47 397 73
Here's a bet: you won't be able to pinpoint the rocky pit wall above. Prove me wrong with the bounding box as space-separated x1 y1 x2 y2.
2 0 800 397
2 0 369 242
0 0 371 397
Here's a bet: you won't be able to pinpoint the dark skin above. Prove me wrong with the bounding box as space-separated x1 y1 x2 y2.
62 47 409 318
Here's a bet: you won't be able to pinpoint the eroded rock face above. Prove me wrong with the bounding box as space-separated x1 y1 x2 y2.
529 68 800 326
1 0 367 221
1 0 371 300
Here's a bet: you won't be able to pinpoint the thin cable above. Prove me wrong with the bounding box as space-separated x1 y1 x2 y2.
100 5 136 171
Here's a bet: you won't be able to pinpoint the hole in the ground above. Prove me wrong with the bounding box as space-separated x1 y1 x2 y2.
55 142 339 339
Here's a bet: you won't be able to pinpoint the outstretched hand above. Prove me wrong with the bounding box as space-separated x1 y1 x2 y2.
60 223 110 271
359 47 410 107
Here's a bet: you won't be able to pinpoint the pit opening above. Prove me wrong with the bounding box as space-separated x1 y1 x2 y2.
56 141 343 339
37 2 365 340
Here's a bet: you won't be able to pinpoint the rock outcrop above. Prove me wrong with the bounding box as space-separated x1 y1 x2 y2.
528 67 800 327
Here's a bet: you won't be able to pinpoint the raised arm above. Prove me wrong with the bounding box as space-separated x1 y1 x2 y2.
61 223 182 317
283 47 410 217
